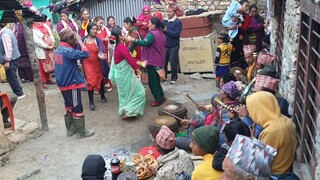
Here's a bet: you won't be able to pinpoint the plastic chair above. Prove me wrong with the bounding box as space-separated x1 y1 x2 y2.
0 92 15 130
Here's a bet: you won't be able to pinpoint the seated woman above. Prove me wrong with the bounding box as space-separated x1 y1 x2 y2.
176 81 241 151
153 126 194 179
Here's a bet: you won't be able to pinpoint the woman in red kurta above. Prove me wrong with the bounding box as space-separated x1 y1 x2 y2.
94 16 113 92
82 22 107 110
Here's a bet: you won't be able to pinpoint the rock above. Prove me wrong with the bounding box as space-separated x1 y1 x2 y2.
213 1 220 6
173 85 194 93
202 73 216 79
7 130 27 145
188 5 196 10
189 73 202 80
18 121 39 134
16 168 41 180
206 1 213 6
187 92 214 102
0 152 9 167
209 5 216 11
199 1 206 6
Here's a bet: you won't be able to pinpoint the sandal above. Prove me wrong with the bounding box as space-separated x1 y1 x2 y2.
150 101 162 107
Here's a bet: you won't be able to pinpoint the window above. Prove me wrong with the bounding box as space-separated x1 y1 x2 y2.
293 10 320 179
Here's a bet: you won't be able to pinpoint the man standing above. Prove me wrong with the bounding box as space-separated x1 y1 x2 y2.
55 27 94 139
0 23 25 99
163 5 182 84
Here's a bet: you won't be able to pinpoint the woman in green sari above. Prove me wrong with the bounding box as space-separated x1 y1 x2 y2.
108 28 146 120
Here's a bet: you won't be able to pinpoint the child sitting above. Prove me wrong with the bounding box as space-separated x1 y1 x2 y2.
190 126 222 179
212 121 251 171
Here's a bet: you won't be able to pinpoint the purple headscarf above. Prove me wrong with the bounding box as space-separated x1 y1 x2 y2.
222 81 241 100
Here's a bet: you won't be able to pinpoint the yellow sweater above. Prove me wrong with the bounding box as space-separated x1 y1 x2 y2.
218 43 233 65
192 154 222 180
246 91 297 174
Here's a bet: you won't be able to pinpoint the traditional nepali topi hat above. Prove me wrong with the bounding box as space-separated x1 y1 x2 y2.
257 52 276 65
222 81 241 100
243 45 256 55
156 126 176 150
59 27 76 41
192 126 219 154
226 134 277 177
254 74 280 91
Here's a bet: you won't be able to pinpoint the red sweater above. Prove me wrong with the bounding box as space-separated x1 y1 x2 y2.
114 43 139 70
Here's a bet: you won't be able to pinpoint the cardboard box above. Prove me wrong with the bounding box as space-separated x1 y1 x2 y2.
179 33 217 73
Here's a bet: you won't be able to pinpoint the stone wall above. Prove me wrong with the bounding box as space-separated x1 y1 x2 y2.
152 0 268 33
270 0 300 114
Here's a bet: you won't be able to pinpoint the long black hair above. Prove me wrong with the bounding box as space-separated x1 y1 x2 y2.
150 16 165 30
123 16 137 26
111 27 122 44
87 22 97 35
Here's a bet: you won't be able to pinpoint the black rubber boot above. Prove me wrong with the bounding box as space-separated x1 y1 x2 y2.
64 113 76 137
74 116 95 139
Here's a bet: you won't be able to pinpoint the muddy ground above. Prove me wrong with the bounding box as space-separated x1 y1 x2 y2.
0 73 218 180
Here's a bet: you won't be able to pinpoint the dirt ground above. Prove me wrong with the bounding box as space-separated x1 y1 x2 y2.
0 73 218 180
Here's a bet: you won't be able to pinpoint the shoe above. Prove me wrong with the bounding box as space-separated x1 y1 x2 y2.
94 90 100 95
170 80 178 84
150 101 162 106
64 114 76 137
46 80 56 85
21 79 26 83
3 122 11 128
73 116 95 139
42 84 49 89
89 101 95 110
17 94 26 99
101 96 107 103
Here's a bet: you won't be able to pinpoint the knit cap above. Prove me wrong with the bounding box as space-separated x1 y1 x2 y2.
192 126 219 154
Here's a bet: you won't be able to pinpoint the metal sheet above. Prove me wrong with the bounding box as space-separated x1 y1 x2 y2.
82 0 149 27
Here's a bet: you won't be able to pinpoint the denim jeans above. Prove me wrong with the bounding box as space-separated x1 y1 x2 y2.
6 59 23 96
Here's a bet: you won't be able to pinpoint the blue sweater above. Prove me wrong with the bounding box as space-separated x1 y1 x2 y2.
55 42 89 91
164 17 182 48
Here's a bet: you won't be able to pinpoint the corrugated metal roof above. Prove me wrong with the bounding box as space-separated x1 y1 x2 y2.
81 0 149 26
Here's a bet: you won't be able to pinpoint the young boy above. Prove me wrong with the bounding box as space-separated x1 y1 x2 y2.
214 33 233 88
190 126 222 179
212 121 251 171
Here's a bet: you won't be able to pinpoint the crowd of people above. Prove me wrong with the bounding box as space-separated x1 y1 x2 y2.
0 0 301 179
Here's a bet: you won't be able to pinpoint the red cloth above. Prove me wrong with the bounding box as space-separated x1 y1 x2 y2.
239 13 251 32
114 43 139 70
96 28 109 57
135 6 152 39
125 30 142 60
39 59 51 83
80 20 89 37
33 22 49 35
82 42 103 91
138 146 161 159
